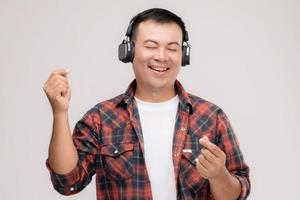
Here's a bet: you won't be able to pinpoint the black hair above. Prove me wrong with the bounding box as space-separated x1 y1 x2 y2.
127 8 188 42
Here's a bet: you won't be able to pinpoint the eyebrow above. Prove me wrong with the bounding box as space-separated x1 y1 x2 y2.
144 39 181 47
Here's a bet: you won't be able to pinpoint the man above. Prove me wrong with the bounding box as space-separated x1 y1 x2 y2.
44 8 250 200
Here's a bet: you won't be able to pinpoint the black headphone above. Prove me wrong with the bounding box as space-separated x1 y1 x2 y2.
118 21 191 66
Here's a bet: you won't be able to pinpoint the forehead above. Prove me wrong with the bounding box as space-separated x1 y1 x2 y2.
135 20 183 44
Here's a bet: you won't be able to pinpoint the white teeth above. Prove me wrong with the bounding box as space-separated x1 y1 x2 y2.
149 66 169 72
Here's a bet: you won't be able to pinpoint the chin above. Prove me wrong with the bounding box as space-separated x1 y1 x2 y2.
148 80 173 91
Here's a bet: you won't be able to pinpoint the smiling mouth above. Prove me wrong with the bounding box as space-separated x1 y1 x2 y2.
148 66 170 72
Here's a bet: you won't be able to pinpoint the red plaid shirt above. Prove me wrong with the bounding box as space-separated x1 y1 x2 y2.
47 80 250 199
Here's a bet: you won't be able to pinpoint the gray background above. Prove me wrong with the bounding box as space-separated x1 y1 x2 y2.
1 0 299 199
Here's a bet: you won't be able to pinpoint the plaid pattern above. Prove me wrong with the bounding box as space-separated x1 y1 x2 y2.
47 80 250 199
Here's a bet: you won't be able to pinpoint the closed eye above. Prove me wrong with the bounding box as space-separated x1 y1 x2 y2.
145 45 157 49
168 48 178 52
167 44 180 52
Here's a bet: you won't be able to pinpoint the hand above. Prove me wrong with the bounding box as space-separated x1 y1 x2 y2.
196 136 227 180
43 68 71 114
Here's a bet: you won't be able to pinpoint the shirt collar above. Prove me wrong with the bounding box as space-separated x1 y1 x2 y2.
117 79 193 113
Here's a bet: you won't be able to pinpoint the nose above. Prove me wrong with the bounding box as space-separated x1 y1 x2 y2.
153 47 168 62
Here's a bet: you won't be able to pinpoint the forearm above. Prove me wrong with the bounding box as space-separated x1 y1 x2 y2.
209 168 241 200
48 112 78 174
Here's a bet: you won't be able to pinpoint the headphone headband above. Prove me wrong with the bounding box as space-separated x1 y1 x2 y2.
125 21 189 43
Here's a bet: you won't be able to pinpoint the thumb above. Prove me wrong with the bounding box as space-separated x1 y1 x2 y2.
199 136 209 144
53 68 70 77
61 68 70 77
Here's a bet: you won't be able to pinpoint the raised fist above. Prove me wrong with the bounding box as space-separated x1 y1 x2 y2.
43 69 71 114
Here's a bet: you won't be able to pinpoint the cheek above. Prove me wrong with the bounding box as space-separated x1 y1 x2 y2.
170 52 182 65
134 47 151 63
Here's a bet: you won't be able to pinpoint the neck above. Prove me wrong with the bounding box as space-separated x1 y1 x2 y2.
135 84 176 103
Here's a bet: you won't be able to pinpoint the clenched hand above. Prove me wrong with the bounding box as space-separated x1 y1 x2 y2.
196 136 227 180
43 69 71 114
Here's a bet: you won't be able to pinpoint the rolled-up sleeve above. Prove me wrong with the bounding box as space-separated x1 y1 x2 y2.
46 108 100 195
46 159 87 195
216 109 251 199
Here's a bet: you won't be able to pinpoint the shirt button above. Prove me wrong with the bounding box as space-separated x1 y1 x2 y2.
70 187 74 191
114 150 119 154
174 153 179 157
181 127 186 131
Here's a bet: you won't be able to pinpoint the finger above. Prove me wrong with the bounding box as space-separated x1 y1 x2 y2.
198 154 214 169
46 82 68 98
53 85 69 98
48 74 69 87
47 69 70 82
44 81 68 99
51 80 68 92
50 74 69 84
199 136 223 157
52 68 70 76
201 148 217 163
196 160 209 179
46 77 69 90
61 87 69 97
45 73 69 91
66 87 71 100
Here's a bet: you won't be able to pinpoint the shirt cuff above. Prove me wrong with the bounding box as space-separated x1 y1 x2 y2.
235 174 251 200
46 159 82 195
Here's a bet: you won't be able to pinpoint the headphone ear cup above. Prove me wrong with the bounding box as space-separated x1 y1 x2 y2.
181 45 190 66
118 40 134 63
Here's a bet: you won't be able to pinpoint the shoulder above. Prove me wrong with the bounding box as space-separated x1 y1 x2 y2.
187 93 235 134
81 93 125 119
95 94 124 110
77 93 127 128
186 93 232 127
187 93 223 116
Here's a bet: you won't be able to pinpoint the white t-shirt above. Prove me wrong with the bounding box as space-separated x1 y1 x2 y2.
135 95 179 200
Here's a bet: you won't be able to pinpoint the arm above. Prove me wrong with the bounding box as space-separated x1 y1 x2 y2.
44 69 99 195
209 168 241 200
48 111 78 174
196 109 250 200
196 136 241 200
43 69 78 174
